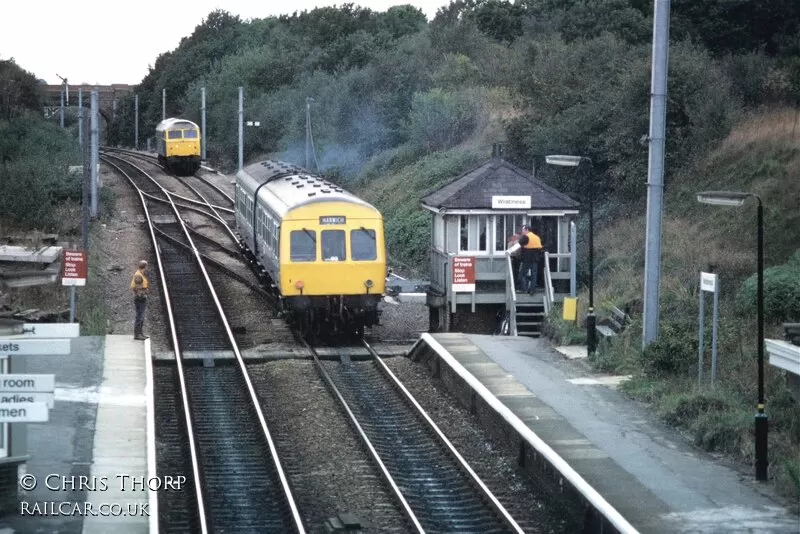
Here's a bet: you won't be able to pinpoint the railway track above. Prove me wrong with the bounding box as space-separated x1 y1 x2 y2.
308 338 528 533
103 153 304 533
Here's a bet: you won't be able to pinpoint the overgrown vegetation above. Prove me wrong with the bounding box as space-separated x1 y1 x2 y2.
3 0 799 502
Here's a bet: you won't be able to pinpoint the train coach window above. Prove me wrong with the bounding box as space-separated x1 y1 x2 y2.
290 230 316 262
351 229 377 261
168 130 182 139
322 230 346 261
183 130 198 138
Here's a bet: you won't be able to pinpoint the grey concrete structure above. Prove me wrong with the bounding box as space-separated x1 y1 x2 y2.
411 333 800 533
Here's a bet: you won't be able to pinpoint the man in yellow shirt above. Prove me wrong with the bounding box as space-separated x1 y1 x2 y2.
130 260 150 340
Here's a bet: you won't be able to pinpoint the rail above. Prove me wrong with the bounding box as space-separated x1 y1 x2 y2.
543 251 554 315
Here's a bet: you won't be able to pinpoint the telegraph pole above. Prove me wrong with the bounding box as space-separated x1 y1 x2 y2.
642 0 671 348
78 88 83 147
201 87 207 161
238 87 244 171
162 89 166 120
90 90 99 218
134 94 139 150
305 97 314 169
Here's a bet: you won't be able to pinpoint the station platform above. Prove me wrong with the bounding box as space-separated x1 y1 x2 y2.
410 333 800 533
0 335 155 533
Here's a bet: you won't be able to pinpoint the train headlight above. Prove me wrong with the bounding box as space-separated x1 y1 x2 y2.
295 280 304 290
364 279 374 288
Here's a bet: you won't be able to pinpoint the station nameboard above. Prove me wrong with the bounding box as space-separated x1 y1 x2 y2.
62 250 88 286
452 256 476 293
491 196 531 209
7 323 80 339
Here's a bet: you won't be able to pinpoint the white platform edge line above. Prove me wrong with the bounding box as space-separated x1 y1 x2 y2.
144 338 159 534
419 333 640 534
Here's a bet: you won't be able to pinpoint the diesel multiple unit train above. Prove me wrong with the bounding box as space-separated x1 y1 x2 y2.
235 160 387 337
155 118 202 176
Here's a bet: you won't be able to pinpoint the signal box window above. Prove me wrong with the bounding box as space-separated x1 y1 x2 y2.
168 130 182 139
290 230 316 262
322 230 346 261
184 130 198 138
351 229 376 261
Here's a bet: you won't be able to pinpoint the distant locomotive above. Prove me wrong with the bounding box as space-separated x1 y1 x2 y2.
235 160 386 337
155 118 201 176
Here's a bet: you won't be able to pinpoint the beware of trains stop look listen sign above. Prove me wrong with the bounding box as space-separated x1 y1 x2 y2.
61 250 87 286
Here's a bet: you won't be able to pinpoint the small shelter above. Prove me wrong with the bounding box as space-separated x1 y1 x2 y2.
421 146 580 336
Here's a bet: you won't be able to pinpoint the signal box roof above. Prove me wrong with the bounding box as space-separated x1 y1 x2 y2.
420 157 580 211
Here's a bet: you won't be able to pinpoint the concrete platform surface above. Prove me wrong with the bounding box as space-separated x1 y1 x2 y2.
428 333 799 533
0 335 155 534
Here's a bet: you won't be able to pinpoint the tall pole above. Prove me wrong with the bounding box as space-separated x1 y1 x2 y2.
162 89 166 120
201 87 207 161
134 94 139 150
755 197 768 481
90 90 98 218
642 0 671 348
238 87 244 172
586 162 597 356
78 88 83 148
305 97 311 168
60 86 65 128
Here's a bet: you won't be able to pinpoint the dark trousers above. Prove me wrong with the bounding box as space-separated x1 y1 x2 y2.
134 297 147 335
518 259 538 293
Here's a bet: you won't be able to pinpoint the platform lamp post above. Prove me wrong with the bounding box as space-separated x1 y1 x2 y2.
546 155 597 355
696 190 767 481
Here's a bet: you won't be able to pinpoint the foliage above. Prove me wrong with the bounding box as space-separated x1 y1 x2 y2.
541 305 586 345
0 59 42 121
0 115 82 231
406 88 485 152
737 251 800 322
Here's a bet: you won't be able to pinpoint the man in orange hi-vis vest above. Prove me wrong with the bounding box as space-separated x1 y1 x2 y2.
130 260 150 340
518 225 544 295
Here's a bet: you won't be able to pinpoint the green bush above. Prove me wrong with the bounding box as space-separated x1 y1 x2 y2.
406 88 484 152
639 322 697 378
737 250 800 322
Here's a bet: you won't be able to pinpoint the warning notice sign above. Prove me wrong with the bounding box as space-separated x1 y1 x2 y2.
61 250 87 286
451 256 476 292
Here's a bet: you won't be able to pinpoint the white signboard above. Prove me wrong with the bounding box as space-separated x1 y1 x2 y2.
700 272 718 293
491 195 531 209
0 339 70 355
8 324 80 339
0 393 54 409
0 374 55 392
0 402 49 422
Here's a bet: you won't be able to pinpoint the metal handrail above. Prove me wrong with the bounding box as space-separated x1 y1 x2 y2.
506 253 517 335
543 251 554 315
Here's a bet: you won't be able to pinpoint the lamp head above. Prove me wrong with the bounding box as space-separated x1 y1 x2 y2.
546 155 583 167
696 191 750 206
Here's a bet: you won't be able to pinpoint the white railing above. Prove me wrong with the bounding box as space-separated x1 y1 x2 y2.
543 251 555 315
505 253 517 335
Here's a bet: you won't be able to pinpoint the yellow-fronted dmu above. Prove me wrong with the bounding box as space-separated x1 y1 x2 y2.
155 118 201 176
235 160 386 337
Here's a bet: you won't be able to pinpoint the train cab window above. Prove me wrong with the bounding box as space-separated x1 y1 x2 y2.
290 230 316 262
351 229 377 261
168 130 182 139
321 230 346 262
184 130 198 138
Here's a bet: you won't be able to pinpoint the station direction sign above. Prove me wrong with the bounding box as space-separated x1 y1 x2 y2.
0 393 54 409
0 402 49 423
7 323 80 339
0 339 70 355
0 374 55 392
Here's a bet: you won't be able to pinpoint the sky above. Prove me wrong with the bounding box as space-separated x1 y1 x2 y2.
1 0 449 86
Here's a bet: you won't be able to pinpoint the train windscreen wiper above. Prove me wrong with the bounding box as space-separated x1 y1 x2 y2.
359 227 375 241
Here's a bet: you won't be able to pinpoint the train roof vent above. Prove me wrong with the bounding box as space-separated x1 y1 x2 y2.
321 189 331 193
284 177 292 181
335 188 343 192
297 184 305 188
308 192 316 196
313 184 321 188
